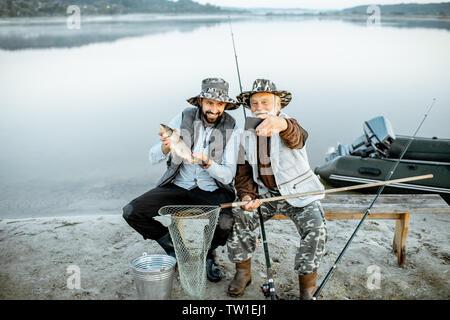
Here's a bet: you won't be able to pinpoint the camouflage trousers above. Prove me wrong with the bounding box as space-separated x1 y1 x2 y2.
226 189 327 275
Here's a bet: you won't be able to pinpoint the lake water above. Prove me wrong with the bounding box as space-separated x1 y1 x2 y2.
1 14 449 218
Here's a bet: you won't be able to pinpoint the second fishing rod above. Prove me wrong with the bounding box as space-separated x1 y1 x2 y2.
227 17 438 301
312 98 436 300
228 16 278 300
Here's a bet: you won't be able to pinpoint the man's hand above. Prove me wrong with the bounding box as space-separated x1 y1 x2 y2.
192 152 212 169
241 195 262 211
255 116 288 137
159 128 177 155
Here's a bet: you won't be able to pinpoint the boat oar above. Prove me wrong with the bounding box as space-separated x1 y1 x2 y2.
220 173 434 209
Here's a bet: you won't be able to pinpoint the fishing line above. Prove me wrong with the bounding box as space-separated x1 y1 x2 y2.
312 98 437 300
227 16 278 300
228 16 247 120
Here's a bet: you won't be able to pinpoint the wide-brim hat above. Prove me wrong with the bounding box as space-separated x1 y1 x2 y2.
237 79 292 109
187 78 239 111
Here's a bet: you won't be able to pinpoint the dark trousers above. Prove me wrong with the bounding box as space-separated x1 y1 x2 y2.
122 183 235 254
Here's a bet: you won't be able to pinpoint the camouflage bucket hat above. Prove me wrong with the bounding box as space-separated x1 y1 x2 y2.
237 79 292 109
187 78 239 111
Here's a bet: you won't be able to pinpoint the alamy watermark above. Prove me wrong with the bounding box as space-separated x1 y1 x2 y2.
367 5 381 27
157 126 287 169
66 265 81 289
366 264 381 290
67 5 81 30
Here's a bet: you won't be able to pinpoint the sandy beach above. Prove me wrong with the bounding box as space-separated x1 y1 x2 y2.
1 210 448 300
2 0 450 304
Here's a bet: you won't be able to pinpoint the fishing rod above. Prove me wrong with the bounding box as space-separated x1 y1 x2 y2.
258 206 279 300
221 174 433 300
220 174 433 209
228 15 278 300
228 16 247 120
312 98 437 300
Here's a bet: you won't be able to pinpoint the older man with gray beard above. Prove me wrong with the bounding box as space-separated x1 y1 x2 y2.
227 79 327 300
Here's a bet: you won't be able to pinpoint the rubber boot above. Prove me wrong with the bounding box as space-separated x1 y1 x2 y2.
155 233 176 259
227 259 252 297
299 271 317 300
206 250 222 282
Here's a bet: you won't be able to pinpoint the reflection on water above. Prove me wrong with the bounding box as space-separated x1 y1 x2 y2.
0 15 242 50
1 15 450 50
1 15 449 218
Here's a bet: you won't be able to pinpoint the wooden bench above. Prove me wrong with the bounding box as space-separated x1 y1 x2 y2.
271 194 450 266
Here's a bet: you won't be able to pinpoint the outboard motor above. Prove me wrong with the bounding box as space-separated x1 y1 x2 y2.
363 116 396 156
325 116 396 161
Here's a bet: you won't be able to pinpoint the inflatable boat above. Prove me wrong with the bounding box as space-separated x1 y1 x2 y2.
314 116 450 204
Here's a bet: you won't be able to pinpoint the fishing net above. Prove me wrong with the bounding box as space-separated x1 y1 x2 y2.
157 205 220 299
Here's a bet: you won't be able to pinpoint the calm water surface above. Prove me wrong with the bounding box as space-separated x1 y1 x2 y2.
1 15 449 218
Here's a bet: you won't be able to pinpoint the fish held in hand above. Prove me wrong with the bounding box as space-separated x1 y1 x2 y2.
160 124 201 164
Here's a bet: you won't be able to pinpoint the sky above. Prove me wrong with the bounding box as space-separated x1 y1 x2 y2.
195 0 447 10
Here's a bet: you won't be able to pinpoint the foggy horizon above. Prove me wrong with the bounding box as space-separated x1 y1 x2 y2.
195 0 450 10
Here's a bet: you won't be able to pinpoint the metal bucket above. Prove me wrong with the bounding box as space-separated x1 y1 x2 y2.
130 253 177 300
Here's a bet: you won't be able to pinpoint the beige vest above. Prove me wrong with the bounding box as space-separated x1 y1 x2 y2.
241 111 324 207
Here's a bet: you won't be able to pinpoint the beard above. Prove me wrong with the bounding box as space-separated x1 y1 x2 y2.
201 108 223 125
252 110 270 119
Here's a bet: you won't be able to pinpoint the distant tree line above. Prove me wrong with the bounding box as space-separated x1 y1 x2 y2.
341 2 450 17
2 1 449 18
0 0 228 17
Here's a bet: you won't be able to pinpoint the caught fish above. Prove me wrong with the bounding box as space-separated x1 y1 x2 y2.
160 124 200 164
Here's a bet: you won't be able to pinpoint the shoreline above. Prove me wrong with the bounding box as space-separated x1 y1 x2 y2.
1 12 450 22
1 212 448 300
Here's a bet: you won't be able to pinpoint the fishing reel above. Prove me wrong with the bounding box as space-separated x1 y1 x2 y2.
261 283 280 300
261 283 271 298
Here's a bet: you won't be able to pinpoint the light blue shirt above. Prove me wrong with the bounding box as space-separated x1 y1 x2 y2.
149 111 240 192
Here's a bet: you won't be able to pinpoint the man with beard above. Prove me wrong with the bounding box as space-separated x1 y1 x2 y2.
123 78 240 283
226 79 327 300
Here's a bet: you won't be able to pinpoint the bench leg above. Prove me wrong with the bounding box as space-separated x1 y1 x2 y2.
393 213 410 266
